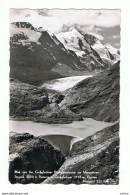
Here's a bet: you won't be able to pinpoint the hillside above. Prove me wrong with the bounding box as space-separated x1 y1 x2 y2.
60 61 120 122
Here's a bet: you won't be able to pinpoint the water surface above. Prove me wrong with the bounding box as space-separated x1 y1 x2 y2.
9 118 113 139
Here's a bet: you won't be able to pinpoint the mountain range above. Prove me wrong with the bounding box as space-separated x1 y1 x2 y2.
10 22 120 85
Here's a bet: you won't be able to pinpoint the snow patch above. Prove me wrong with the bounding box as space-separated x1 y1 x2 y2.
41 75 93 92
105 44 120 58
10 24 41 43
57 29 91 55
92 40 110 59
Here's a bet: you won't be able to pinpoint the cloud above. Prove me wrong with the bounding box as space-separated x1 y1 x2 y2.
10 9 120 33
113 35 120 39
25 14 30 17
98 12 102 16
36 10 51 16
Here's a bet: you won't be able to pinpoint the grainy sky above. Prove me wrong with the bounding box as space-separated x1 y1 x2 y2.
10 9 120 33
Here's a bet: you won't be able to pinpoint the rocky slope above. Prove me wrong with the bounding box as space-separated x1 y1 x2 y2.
43 123 119 184
10 79 82 124
9 79 49 118
60 61 120 122
9 132 65 184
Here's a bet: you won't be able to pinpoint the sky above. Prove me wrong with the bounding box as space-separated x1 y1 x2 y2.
10 9 120 34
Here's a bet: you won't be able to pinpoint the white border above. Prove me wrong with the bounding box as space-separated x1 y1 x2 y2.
0 0 130 194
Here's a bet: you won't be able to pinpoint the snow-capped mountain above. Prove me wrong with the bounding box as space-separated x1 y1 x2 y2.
10 22 120 85
10 22 83 85
61 24 120 49
57 28 119 67
84 34 119 64
57 28 91 57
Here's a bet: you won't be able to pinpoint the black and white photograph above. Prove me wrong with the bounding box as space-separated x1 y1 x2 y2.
8 9 120 185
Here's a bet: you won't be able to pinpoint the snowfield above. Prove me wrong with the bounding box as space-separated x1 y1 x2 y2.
57 28 91 57
41 75 93 92
91 39 111 60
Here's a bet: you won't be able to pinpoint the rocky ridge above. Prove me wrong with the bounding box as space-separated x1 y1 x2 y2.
9 132 65 184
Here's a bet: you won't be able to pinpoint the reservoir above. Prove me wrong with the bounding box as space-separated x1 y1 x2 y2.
9 118 113 139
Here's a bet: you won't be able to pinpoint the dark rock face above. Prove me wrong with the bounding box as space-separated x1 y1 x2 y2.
60 62 120 122
84 33 98 46
9 132 65 184
43 123 119 184
10 79 49 117
12 22 37 30
9 131 34 145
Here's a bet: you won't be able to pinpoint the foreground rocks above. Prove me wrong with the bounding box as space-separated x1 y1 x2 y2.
43 123 119 184
9 132 65 184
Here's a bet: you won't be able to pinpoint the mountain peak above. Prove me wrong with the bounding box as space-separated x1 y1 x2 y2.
69 27 80 34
